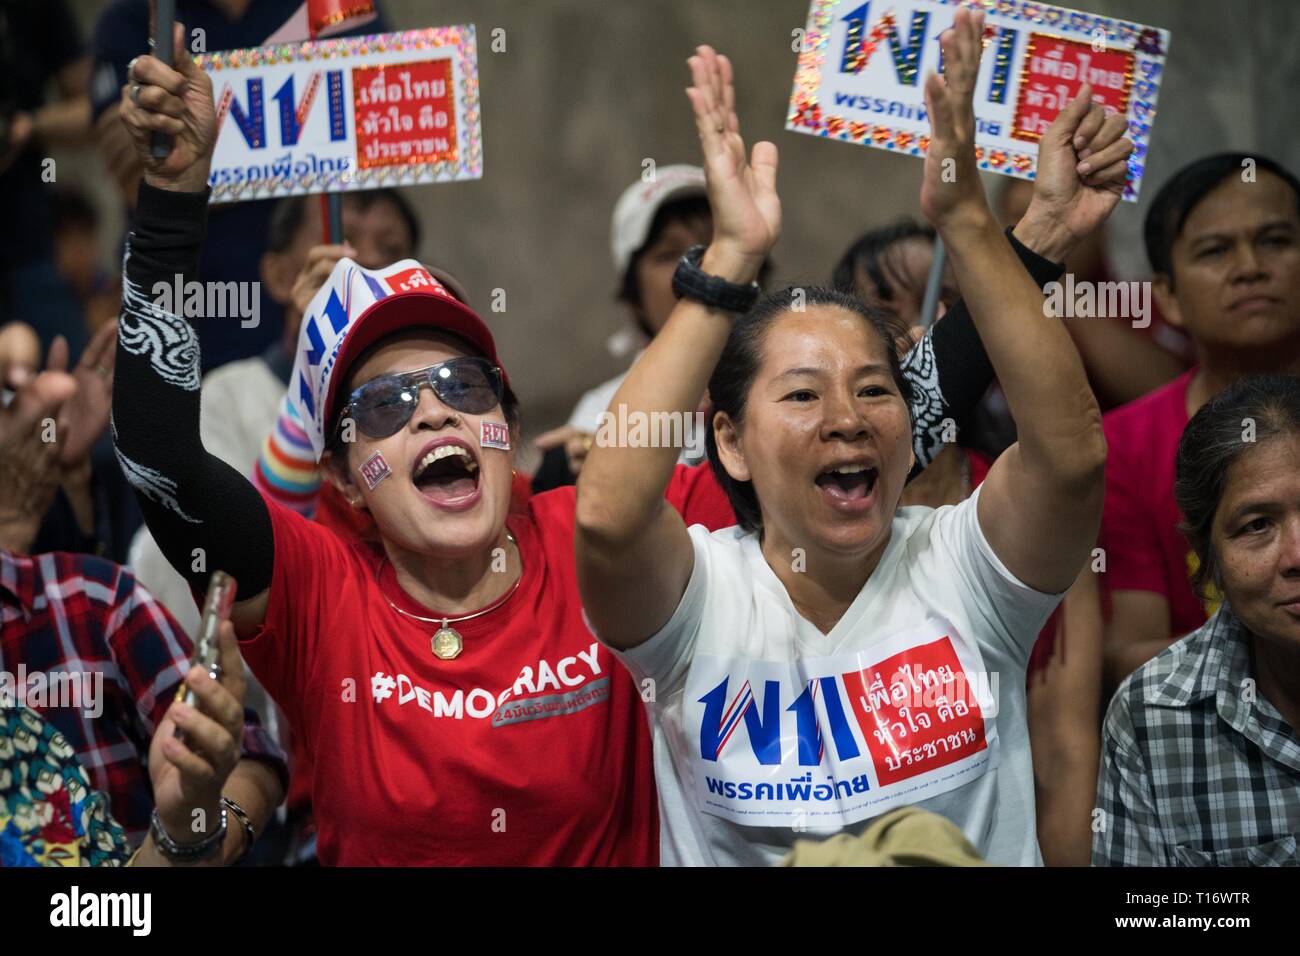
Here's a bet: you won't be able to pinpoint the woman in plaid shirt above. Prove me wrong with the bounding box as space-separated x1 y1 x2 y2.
1096 374 1300 866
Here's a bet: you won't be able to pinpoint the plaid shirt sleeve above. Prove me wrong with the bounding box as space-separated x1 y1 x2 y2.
105 563 288 786
1093 684 1169 866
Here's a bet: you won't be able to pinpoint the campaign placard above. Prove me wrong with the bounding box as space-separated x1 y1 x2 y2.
687 619 1001 829
787 0 1169 201
199 26 482 204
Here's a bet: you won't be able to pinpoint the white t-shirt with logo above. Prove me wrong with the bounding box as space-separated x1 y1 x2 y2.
610 485 1061 866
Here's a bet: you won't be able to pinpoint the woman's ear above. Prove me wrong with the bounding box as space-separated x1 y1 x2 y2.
322 448 366 510
713 412 750 482
1153 274 1182 329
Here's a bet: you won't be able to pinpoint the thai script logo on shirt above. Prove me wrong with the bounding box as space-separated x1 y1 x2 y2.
687 623 998 828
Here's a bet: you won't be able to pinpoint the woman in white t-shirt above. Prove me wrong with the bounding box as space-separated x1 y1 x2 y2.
575 10 1130 865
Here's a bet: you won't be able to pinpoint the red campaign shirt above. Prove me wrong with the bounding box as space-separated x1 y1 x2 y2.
666 461 735 530
240 488 658 866
1099 368 1208 638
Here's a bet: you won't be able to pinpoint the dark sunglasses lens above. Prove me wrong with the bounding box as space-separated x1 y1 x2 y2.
353 383 419 437
431 361 501 414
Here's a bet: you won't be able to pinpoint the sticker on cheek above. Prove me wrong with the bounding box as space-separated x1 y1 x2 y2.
359 451 392 490
480 421 511 451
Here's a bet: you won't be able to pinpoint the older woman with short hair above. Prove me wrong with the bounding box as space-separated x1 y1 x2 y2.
1096 373 1300 866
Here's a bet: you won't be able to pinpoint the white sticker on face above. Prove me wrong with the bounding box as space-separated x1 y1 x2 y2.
481 421 511 451
359 451 392 489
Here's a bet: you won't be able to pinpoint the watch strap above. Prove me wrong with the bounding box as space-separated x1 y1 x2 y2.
671 244 761 313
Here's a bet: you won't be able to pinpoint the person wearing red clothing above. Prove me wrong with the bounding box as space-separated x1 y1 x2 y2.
111 31 660 865
1101 153 1300 689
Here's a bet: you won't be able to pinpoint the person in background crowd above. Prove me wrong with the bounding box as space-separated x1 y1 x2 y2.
50 189 124 336
1100 153 1300 692
533 166 734 488
1 704 133 867
0 321 121 559
0 0 94 363
831 219 1012 458
1096 374 1300 866
2 619 274 868
0 311 287 863
576 10 1128 867
89 0 390 372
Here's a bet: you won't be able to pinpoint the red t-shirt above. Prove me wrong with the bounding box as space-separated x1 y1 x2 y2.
240 488 658 866
1099 368 1208 638
666 461 735 530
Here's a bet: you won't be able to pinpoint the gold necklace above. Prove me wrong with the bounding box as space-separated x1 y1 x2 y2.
383 533 522 660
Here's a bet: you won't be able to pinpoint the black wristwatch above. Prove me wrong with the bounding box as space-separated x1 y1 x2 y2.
671 245 761 314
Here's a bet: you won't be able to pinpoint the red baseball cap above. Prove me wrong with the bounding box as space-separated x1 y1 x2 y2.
291 258 511 460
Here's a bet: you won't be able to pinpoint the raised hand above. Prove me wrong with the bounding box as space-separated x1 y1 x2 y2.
1024 84 1135 252
148 618 245 855
686 46 780 278
0 366 75 552
47 323 117 468
919 8 989 231
120 21 217 193
292 243 358 319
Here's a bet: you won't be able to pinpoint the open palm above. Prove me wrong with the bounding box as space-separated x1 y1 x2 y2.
687 46 780 270
919 8 987 228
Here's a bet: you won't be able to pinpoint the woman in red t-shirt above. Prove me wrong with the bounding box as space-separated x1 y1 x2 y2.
110 42 664 865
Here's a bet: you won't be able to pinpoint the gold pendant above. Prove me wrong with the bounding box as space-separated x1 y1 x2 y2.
432 625 463 660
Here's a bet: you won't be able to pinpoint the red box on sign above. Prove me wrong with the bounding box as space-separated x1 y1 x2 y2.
353 59 457 168
384 267 439 295
843 636 987 787
1012 35 1134 143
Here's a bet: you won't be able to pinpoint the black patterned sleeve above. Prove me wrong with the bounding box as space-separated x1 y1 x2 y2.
111 182 274 596
901 226 1066 479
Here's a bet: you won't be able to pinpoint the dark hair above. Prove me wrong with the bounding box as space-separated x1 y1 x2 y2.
704 286 914 533
831 217 936 300
266 195 309 254
49 190 98 234
267 189 422 257
351 188 422 254
1143 153 1300 286
618 195 713 308
1175 374 1300 598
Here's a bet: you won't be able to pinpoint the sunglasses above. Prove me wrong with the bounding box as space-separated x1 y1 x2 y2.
336 356 505 440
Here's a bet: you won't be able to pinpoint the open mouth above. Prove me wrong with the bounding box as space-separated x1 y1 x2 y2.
814 464 879 504
412 442 480 505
